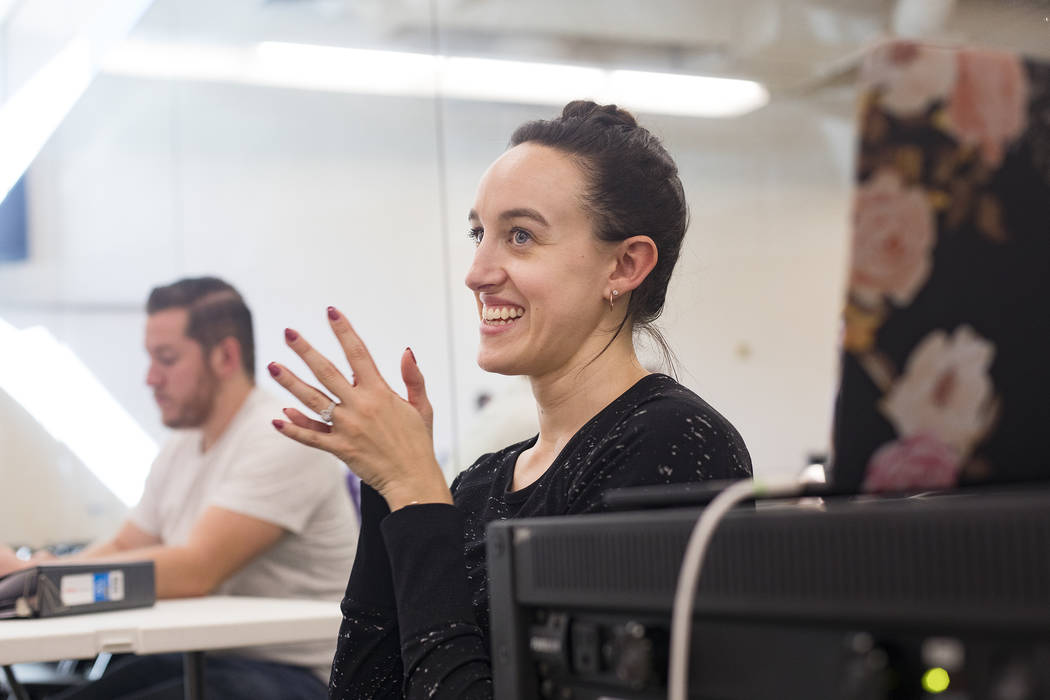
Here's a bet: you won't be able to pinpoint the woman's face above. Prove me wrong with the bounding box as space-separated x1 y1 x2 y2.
465 142 617 377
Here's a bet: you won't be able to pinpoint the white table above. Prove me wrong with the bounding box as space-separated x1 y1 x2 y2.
0 596 343 699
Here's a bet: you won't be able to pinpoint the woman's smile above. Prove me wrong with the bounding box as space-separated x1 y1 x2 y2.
480 304 525 333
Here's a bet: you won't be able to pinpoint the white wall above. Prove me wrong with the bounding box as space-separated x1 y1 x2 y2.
0 74 854 543
0 389 126 547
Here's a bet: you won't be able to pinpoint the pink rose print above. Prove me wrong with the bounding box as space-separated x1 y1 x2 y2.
946 49 1029 168
862 41 957 117
850 169 936 307
862 434 961 492
880 325 997 455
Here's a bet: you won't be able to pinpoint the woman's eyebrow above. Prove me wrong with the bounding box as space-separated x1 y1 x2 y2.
466 208 549 226
501 208 549 226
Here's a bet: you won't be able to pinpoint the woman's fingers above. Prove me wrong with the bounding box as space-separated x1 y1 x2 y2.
326 307 385 389
268 361 339 419
400 347 433 436
271 417 330 450
283 407 333 434
283 327 354 401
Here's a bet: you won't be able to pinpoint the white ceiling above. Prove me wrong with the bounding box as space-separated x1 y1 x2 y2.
121 0 1050 95
1 0 1047 111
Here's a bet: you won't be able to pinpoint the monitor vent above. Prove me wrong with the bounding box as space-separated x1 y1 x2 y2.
531 527 688 594
517 498 1050 622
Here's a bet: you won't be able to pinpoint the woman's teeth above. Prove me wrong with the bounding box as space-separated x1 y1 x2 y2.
482 306 524 325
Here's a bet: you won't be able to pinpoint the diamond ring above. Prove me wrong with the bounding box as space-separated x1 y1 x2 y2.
320 400 337 422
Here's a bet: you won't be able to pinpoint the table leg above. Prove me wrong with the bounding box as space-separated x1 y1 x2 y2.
1 665 30 700
182 651 205 700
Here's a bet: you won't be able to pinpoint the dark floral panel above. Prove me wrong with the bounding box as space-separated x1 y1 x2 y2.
831 41 1050 493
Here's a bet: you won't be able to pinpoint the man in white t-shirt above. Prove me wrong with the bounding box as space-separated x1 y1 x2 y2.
0 277 358 699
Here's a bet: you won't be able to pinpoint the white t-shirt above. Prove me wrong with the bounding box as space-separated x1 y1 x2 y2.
130 388 358 680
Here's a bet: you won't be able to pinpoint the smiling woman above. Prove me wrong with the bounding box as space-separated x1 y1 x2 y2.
268 100 752 698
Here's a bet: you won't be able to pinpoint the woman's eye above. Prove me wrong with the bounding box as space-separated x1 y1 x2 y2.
467 228 484 245
511 228 532 245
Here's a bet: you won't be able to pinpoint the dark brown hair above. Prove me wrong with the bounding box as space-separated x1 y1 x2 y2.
510 100 688 367
146 277 255 379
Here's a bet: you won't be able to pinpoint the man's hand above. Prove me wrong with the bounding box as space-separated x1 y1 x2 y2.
0 544 29 578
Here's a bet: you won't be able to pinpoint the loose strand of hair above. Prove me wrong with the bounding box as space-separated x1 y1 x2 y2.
640 324 680 381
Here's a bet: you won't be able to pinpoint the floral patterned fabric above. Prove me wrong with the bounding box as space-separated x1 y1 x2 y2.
832 41 1050 493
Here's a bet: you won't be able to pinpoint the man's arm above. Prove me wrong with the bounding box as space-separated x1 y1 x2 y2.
1 509 285 598
74 520 163 559
0 523 161 577
66 506 285 598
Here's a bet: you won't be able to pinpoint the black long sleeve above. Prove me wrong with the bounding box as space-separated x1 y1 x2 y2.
330 492 493 699
328 374 752 699
382 505 493 697
328 484 403 699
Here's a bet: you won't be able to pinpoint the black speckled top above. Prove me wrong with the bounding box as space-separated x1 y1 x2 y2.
328 373 752 699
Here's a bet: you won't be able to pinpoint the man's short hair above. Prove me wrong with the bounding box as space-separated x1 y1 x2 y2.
146 277 255 379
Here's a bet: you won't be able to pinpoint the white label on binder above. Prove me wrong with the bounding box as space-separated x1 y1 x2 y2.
60 571 126 606
107 570 125 601
60 574 95 606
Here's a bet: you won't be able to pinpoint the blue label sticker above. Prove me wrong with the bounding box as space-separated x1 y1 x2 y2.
93 573 109 602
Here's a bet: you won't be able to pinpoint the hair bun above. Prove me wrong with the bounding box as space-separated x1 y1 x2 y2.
560 100 638 129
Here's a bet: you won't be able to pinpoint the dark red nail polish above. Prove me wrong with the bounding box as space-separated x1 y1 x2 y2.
284 328 298 342
407 347 417 364
327 306 339 321
268 362 280 377
272 419 285 430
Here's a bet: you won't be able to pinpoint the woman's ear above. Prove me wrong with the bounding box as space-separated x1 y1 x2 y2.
608 235 658 295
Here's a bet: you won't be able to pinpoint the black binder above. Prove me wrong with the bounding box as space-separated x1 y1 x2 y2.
0 562 155 619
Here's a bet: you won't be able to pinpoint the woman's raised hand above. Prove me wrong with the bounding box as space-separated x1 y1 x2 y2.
267 306 452 511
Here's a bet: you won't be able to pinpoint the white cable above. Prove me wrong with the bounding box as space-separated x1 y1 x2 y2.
668 479 804 700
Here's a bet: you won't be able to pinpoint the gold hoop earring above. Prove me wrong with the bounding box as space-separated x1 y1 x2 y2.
608 289 619 310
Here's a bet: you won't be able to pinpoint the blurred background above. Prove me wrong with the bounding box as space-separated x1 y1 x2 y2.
1 0 1047 546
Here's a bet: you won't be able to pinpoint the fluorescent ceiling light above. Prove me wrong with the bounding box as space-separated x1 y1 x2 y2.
0 318 157 506
101 40 769 118
604 69 768 118
439 56 606 106
0 0 155 205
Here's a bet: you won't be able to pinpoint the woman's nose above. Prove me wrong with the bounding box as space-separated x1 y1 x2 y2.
464 239 506 292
